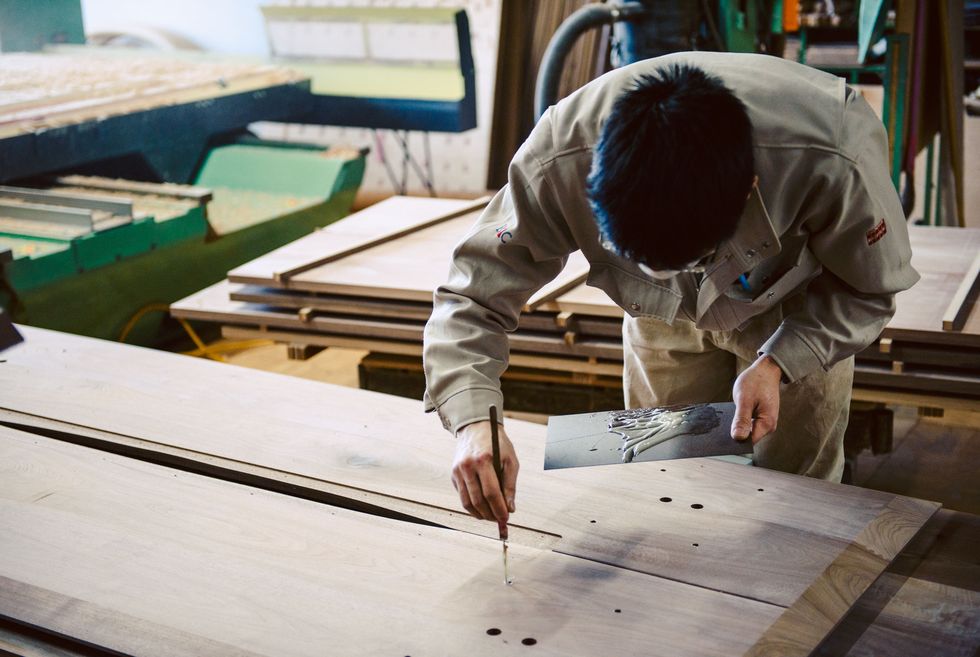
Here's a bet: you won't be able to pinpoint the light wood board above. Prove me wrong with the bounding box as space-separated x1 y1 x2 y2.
227 195 590 307
173 280 623 360
0 425 783 657
227 196 480 285
942 250 980 331
1 327 938 642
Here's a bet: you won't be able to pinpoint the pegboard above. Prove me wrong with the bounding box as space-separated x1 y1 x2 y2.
254 0 502 197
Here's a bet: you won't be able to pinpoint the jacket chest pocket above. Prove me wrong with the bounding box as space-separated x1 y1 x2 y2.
743 246 820 309
702 248 821 331
587 263 683 322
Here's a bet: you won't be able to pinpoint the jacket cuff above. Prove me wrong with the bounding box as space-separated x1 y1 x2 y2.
759 326 825 384
425 387 504 435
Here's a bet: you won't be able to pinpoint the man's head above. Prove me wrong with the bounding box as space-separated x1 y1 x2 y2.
587 63 755 272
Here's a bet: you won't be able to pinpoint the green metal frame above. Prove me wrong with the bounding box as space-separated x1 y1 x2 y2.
797 30 910 192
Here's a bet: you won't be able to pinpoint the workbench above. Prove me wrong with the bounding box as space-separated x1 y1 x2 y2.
0 326 977 655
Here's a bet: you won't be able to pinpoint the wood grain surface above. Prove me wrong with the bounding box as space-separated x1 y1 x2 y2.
0 425 783 657
815 509 980 656
227 196 480 285
1 327 938 620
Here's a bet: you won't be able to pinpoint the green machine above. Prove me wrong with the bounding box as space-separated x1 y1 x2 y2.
1 141 364 344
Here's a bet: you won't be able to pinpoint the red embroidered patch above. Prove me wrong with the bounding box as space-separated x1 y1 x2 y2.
866 219 887 245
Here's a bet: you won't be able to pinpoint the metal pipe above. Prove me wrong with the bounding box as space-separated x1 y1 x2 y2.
533 2 647 122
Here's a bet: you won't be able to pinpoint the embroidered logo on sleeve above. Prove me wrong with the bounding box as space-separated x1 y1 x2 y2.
866 219 887 245
495 225 513 244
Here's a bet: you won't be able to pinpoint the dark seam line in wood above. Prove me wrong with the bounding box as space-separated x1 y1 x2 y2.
0 419 446 530
808 569 911 657
0 615 126 657
0 413 561 547
550 548 788 610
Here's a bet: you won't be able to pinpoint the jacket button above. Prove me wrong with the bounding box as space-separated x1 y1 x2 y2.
767 291 775 299
630 302 641 312
762 241 771 248
745 249 756 258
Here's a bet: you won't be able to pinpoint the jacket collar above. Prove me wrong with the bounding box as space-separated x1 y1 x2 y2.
695 187 781 321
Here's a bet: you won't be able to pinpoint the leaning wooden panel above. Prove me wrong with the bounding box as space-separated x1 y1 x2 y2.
1 327 938 622
0 427 783 657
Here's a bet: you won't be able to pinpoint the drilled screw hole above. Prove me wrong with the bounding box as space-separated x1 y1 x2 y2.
486 628 502 636
690 503 703 509
522 638 537 646
614 609 622 613
659 497 672 503
757 488 764 492
692 543 699 547
660 468 666 472
589 519 596 524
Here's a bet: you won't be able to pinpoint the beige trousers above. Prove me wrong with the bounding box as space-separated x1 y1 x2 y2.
622 300 852 482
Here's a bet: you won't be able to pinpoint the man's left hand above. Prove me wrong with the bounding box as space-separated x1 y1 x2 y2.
731 355 782 444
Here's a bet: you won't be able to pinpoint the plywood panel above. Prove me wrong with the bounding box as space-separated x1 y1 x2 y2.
0 327 937 617
228 195 483 285
886 226 980 344
0 426 783 657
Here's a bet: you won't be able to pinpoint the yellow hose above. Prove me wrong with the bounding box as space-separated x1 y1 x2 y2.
118 303 271 361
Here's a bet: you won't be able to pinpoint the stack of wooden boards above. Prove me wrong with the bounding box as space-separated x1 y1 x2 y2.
4 326 977 655
171 196 980 406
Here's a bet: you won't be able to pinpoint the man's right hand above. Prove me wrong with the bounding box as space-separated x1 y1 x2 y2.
452 420 519 536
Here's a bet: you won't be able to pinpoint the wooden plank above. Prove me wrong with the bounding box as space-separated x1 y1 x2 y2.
231 284 434 322
942 250 980 331
524 250 590 311
747 496 940 656
887 226 980 342
220 325 627 377
229 284 623 337
227 196 485 286
0 426 784 657
173 280 624 360
0 327 938 615
817 509 980 657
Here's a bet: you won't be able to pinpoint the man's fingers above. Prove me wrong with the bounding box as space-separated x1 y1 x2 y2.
750 405 779 443
731 403 754 441
479 462 509 526
503 457 519 514
459 469 493 520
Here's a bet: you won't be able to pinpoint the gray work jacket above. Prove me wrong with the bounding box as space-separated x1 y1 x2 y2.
423 52 919 434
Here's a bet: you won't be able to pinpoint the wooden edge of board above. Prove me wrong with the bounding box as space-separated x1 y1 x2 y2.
272 195 492 283
524 271 589 312
742 496 940 657
941 250 980 332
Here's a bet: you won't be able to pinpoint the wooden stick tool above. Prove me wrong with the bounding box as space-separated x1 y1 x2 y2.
489 405 511 585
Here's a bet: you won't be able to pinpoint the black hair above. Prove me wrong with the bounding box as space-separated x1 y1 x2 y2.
587 63 755 270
